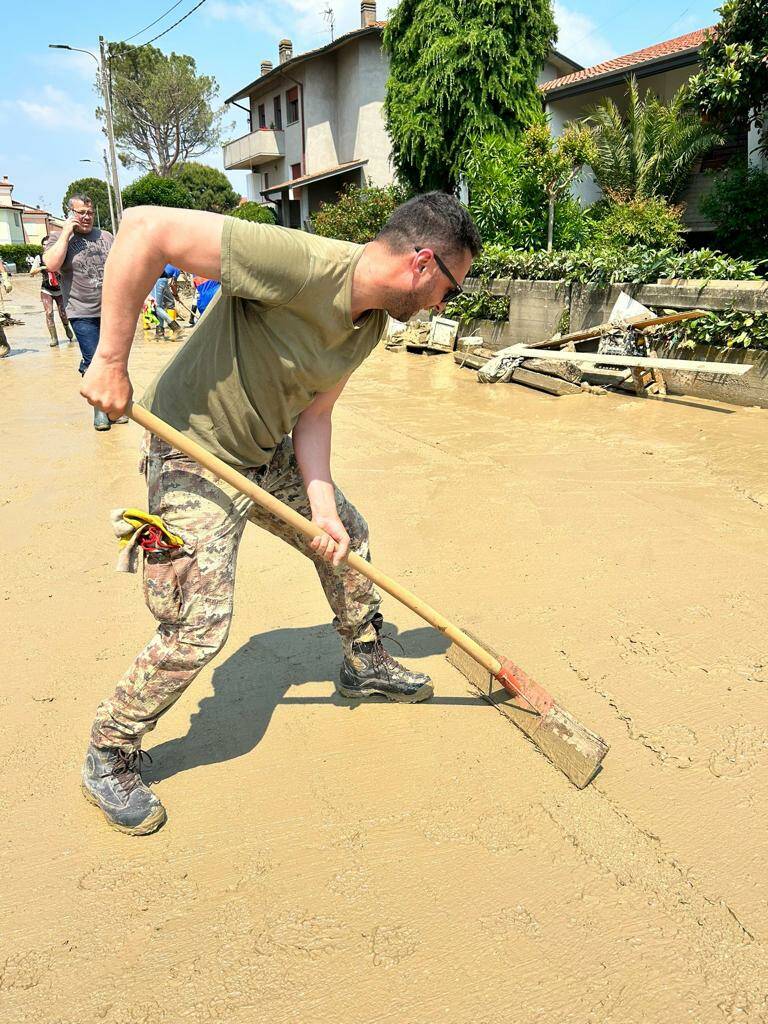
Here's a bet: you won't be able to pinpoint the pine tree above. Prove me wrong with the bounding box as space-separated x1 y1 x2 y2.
383 0 557 192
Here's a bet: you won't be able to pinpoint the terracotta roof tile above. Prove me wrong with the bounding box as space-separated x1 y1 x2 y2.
540 27 714 93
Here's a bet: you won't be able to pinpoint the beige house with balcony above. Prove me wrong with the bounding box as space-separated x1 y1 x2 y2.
223 3 581 228
541 28 768 238
0 176 64 248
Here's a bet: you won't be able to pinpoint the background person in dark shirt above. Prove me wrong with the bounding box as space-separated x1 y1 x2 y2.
30 236 75 347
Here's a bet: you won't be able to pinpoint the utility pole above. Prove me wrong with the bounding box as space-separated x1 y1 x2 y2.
102 151 117 233
99 36 124 224
49 39 124 226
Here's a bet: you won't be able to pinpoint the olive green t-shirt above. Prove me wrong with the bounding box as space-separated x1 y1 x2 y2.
139 219 387 468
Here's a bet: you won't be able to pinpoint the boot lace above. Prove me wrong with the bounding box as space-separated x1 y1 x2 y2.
356 615 405 680
105 749 153 795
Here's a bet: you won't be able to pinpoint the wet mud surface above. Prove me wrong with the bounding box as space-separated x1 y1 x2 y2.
2 275 767 1022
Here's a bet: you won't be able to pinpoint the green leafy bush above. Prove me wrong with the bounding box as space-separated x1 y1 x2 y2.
310 183 408 244
227 202 276 224
0 243 43 272
463 129 590 249
173 162 241 213
121 174 195 209
586 198 685 252
470 243 764 285
443 290 509 321
665 307 768 351
701 162 768 261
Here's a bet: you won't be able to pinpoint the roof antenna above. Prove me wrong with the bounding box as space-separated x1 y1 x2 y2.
321 5 335 41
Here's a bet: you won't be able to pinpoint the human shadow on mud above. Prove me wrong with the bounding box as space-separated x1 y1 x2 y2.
146 620 472 783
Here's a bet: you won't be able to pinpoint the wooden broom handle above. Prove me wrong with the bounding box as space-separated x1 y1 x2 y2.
129 403 503 678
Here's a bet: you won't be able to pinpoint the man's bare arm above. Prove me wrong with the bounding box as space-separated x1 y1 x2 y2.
293 376 351 566
80 206 224 419
42 222 75 272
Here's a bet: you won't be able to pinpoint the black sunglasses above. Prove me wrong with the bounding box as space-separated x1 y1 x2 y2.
415 247 463 304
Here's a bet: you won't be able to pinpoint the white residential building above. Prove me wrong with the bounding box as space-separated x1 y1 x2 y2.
541 28 768 236
222 3 581 228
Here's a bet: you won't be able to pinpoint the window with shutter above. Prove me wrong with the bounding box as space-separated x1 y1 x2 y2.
286 86 299 125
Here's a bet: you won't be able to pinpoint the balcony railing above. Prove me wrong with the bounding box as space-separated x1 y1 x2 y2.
223 128 285 170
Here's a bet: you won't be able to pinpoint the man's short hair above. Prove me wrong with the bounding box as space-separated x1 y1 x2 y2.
377 191 482 259
67 193 94 209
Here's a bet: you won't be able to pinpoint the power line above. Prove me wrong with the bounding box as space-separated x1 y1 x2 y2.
124 0 186 42
144 0 210 46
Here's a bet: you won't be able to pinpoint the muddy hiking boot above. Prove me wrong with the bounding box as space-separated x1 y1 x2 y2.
339 613 433 703
81 744 167 836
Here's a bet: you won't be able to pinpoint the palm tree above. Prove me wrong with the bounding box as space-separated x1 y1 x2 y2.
585 77 725 203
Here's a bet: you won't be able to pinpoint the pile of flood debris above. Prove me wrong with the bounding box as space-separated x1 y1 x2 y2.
387 294 753 399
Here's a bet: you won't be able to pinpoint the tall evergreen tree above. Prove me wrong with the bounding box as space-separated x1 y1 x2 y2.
383 0 557 192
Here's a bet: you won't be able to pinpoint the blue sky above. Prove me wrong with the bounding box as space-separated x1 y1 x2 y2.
0 0 722 216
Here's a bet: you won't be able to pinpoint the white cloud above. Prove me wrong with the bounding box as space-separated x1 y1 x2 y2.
10 85 101 135
554 2 616 69
207 1 282 35
33 49 100 83
207 0 363 46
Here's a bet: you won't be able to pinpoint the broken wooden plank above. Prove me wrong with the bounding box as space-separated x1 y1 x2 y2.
511 367 582 396
526 310 706 350
521 357 581 384
581 367 632 387
506 345 753 376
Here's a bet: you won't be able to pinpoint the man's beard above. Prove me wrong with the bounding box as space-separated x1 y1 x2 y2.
379 285 423 323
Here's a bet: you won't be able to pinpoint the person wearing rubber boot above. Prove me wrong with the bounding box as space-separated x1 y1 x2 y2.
79 192 481 835
29 237 75 347
44 193 128 432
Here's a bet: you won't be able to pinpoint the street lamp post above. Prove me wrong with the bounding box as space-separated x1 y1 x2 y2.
49 38 123 225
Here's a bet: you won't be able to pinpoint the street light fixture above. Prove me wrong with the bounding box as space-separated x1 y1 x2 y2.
49 38 123 225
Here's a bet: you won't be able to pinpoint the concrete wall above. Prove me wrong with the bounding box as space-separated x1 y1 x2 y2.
569 279 768 333
353 35 392 186
654 342 768 408
463 279 571 347
304 56 339 174
462 276 768 406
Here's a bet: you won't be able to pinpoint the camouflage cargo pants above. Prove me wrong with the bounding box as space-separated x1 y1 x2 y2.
91 433 382 751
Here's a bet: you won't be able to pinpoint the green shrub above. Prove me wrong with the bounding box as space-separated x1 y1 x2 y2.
443 290 509 321
470 243 764 285
121 174 194 209
701 162 768 261
173 162 241 214
310 183 408 243
666 307 768 351
463 130 590 249
227 202 276 224
0 243 43 272
586 198 685 252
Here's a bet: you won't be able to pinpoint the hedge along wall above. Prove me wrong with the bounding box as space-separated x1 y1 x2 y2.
460 277 768 408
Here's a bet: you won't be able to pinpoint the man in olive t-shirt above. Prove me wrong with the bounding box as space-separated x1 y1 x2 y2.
79 192 481 835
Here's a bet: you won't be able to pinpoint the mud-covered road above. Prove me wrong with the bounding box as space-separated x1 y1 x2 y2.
2 274 767 1023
